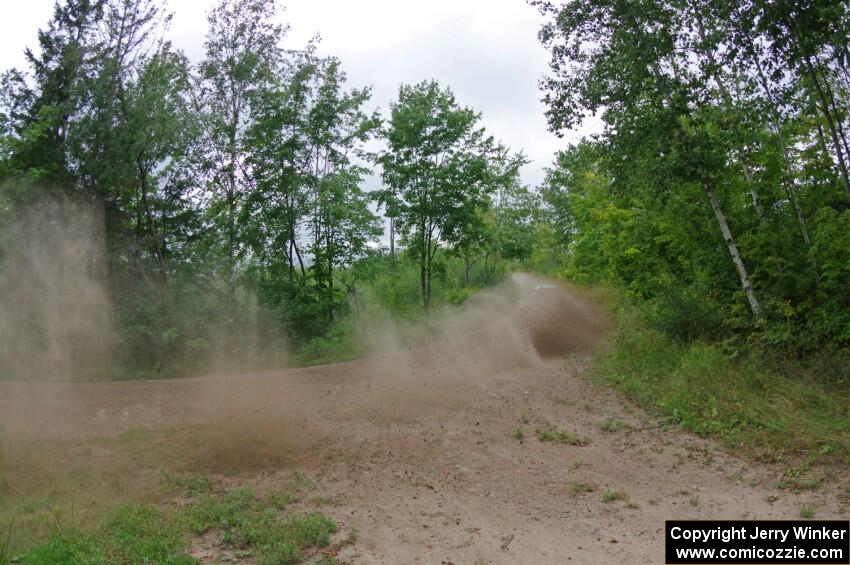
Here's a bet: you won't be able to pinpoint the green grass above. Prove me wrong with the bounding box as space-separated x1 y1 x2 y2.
593 305 850 467
601 488 625 503
161 473 214 497
114 428 154 445
567 482 594 495
599 418 623 433
535 422 589 446
15 505 193 565
4 478 340 565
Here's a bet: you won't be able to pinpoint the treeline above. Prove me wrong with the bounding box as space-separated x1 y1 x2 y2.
535 0 850 355
5 0 847 380
0 0 533 378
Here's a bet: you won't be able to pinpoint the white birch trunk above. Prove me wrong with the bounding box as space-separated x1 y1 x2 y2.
704 184 762 318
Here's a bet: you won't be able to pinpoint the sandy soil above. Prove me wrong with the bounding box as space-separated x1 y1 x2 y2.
2 274 847 564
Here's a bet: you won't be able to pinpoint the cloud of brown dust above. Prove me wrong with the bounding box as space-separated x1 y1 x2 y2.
0 198 113 382
0 201 609 477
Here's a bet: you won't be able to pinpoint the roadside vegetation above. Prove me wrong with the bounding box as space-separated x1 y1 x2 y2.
593 296 850 467
3 482 342 565
0 432 344 565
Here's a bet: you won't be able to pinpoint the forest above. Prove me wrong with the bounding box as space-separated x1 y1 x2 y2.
0 0 847 389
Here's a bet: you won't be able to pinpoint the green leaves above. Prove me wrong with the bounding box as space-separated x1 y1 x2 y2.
380 80 523 308
536 0 850 349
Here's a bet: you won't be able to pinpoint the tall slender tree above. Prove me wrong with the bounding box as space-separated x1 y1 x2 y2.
199 0 286 309
380 81 523 310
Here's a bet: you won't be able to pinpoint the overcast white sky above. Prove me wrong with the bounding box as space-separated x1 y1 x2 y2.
0 0 601 188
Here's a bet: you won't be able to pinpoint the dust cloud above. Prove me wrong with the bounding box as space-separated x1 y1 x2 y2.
0 199 113 382
180 273 611 472
362 272 609 382
0 254 610 476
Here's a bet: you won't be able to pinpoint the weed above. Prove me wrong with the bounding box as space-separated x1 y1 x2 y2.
259 540 299 565
310 495 335 506
512 428 524 441
599 418 622 433
344 528 359 545
20 505 193 565
800 506 816 519
601 489 625 503
688 497 699 507
520 414 530 424
162 473 213 497
0 524 13 565
288 513 337 547
100 505 190 564
265 490 299 509
535 423 589 446
775 478 821 492
15 534 104 565
15 484 344 565
288 471 316 492
182 487 255 535
567 482 593 495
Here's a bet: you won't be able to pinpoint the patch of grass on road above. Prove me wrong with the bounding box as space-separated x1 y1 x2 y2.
567 481 594 495
599 418 625 433
535 422 589 446
601 488 625 503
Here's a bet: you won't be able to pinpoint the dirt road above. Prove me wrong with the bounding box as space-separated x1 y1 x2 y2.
2 274 846 563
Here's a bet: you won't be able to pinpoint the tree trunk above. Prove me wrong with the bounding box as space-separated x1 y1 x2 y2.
226 100 239 318
650 55 763 320
389 216 395 258
693 11 765 221
795 41 850 201
750 52 813 248
704 183 762 318
422 225 431 311
420 254 429 312
327 235 334 323
292 238 306 279
138 161 166 282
